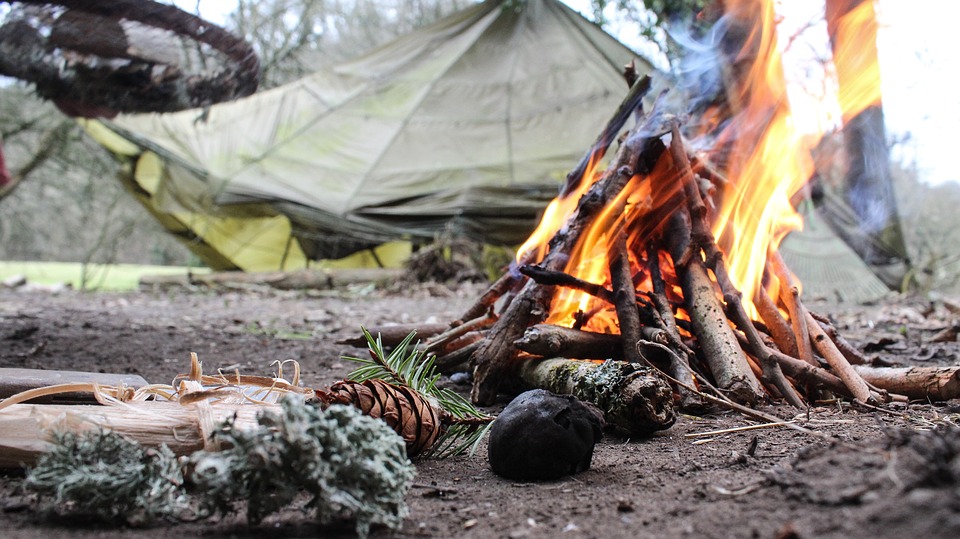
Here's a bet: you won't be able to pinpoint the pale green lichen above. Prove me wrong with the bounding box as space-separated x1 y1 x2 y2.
24 430 188 526
546 359 582 391
188 398 415 537
24 398 416 537
572 360 675 436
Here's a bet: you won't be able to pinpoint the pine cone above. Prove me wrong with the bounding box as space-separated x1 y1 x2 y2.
322 379 444 457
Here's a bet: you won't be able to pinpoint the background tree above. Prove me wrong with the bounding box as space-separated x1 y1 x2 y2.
0 0 470 272
229 0 471 88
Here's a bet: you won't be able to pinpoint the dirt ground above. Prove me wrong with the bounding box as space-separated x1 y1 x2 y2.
2 280 960 538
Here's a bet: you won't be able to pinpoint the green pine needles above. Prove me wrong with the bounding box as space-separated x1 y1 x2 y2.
344 327 494 458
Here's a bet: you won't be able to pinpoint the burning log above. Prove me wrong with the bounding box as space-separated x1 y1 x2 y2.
667 211 766 405
352 0 955 422
470 76 666 405
445 66 919 415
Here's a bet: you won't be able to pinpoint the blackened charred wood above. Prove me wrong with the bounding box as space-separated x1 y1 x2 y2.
456 272 517 325
561 76 652 197
518 264 615 304
470 279 555 405
609 226 644 364
471 86 666 405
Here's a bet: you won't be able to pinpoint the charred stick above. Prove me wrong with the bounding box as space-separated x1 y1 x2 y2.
689 154 730 195
732 333 848 396
609 225 644 364
804 310 877 403
435 339 483 374
640 300 702 409
560 76 652 197
755 284 800 358
771 254 815 365
423 310 497 354
471 86 664 405
456 272 518 324
669 124 737 295
667 212 765 404
645 247 695 359
808 311 869 365
645 246 700 407
337 323 450 348
670 128 776 405
725 291 805 408
623 59 639 88
518 264 615 304
470 280 553 404
774 350 849 397
515 324 623 360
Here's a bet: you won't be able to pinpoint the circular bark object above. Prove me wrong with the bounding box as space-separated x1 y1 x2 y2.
488 389 604 481
0 0 259 114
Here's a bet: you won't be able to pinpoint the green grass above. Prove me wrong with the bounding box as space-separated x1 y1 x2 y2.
0 261 210 291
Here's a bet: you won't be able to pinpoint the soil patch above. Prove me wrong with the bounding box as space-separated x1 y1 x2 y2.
1 285 959 538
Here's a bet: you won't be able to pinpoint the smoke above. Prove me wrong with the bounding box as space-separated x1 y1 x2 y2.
665 15 731 119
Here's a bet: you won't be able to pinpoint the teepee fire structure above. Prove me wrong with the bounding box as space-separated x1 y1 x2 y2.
374 0 960 414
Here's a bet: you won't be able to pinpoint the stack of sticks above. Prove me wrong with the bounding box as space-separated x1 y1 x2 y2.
354 75 960 411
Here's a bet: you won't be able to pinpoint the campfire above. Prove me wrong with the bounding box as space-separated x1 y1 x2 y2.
374 0 960 418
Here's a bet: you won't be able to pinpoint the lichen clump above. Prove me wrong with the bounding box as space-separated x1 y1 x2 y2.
23 398 416 537
188 398 416 537
24 429 188 525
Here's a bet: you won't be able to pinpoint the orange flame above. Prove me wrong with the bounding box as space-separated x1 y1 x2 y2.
709 0 813 313
518 0 884 329
516 152 603 265
828 0 883 122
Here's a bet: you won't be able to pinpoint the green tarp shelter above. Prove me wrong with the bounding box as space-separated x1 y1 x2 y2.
88 0 654 271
